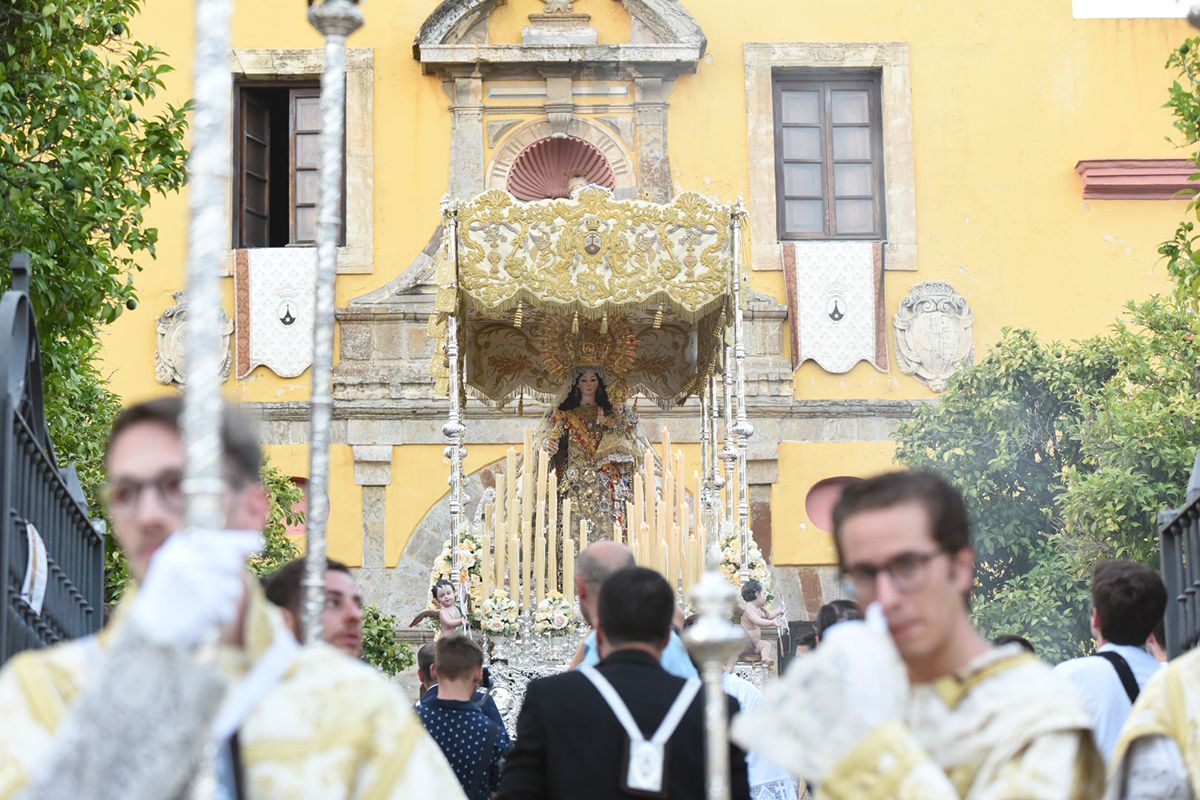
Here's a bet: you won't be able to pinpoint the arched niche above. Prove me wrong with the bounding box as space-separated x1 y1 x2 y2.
488 119 636 199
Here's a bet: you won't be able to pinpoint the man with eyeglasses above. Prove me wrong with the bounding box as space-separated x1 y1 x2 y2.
0 396 465 799
734 470 1104 798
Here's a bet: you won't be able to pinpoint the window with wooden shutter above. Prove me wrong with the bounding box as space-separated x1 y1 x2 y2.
232 81 344 248
772 72 885 240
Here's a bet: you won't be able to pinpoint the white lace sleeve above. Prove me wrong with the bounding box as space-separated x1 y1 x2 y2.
1119 735 1194 800
18 627 227 800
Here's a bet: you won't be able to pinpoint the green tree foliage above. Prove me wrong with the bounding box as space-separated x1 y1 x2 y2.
894 292 1200 663
0 1 189 521
250 463 303 579
1161 36 1200 306
361 605 416 677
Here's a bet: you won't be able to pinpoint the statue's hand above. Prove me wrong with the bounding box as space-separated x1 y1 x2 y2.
544 439 559 455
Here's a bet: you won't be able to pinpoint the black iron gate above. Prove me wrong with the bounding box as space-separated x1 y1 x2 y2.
1 253 105 664
1159 451 1200 659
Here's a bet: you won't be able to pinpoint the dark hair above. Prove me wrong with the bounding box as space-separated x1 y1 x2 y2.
1092 560 1167 646
432 579 455 600
597 566 674 648
417 643 436 682
106 396 263 484
264 557 351 615
992 634 1036 654
795 630 817 651
557 369 614 415
815 599 862 637
741 579 764 602
831 470 971 564
435 634 484 681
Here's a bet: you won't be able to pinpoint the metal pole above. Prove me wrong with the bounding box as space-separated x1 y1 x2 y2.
721 345 737 530
729 202 755 583
181 0 234 534
303 0 364 645
441 202 470 621
683 550 747 800
180 3 235 796
707 373 724 543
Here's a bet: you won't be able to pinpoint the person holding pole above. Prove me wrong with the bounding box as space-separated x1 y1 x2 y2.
0 397 466 799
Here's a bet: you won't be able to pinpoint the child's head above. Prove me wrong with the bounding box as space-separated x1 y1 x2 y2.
433 579 456 607
741 579 765 604
435 634 484 685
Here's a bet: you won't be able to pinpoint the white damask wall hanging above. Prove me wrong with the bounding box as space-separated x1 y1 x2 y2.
782 241 889 374
234 248 318 378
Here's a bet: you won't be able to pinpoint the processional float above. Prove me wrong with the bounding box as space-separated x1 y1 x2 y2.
429 187 761 798
179 0 753 794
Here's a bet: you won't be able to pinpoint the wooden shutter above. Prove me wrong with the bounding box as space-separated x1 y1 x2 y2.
237 91 271 248
773 73 885 240
290 88 321 245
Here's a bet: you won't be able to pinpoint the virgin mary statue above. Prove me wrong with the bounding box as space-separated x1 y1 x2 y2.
539 367 643 539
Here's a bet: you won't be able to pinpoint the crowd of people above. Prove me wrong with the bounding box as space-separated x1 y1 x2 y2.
1 396 1198 799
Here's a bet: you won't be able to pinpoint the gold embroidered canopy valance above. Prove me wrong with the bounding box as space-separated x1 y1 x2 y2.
430 187 741 406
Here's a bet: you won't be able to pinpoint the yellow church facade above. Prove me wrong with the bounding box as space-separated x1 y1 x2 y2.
104 0 1194 618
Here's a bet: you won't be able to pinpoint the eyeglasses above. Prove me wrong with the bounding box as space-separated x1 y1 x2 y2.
103 470 186 516
840 550 947 600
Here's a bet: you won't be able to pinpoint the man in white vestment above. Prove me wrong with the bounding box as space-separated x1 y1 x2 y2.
0 397 465 800
1106 645 1200 799
733 470 1105 798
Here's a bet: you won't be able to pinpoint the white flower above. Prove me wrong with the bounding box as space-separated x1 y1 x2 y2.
552 613 569 629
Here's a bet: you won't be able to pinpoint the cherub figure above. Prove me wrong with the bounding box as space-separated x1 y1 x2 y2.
433 579 465 637
740 579 783 664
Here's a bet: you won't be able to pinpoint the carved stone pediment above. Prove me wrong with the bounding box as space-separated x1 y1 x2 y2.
893 281 974 392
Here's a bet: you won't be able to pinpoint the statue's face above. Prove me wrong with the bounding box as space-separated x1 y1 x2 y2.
436 584 456 608
577 370 600 400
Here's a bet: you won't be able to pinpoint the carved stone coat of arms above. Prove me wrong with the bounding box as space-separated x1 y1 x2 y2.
893 281 974 392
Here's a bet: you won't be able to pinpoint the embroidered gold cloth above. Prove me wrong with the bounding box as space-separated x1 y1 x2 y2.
542 405 643 537
1108 645 1200 797
818 647 1104 799
0 583 466 800
429 188 736 405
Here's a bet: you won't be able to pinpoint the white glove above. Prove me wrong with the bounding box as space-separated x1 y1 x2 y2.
731 603 908 786
128 530 263 647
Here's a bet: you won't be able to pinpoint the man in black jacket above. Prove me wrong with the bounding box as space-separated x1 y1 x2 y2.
497 567 750 800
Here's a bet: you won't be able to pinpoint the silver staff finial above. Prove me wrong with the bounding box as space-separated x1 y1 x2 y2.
684 546 751 800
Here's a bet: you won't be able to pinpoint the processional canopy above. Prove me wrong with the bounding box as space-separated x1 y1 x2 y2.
431 187 739 406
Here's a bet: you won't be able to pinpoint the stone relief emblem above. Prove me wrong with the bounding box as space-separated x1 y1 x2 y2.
893 281 974 392
155 291 233 387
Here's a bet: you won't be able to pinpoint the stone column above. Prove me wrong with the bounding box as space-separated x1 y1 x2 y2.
447 76 484 199
633 76 673 202
352 445 393 611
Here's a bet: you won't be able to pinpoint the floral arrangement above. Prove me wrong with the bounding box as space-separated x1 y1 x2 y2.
533 592 578 636
479 589 519 636
428 530 485 625
717 527 772 596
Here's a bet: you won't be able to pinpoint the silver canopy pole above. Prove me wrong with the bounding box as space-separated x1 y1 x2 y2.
730 202 754 583
441 200 471 623
302 0 364 645
180 4 234 797
181 0 233 532
707 373 725 542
